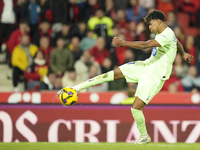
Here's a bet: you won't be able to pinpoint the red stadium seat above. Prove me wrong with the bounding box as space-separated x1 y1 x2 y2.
177 12 190 31
184 27 199 37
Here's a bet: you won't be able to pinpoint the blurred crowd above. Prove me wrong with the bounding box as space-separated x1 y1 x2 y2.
0 0 200 93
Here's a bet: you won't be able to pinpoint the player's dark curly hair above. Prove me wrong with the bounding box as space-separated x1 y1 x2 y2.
144 10 165 25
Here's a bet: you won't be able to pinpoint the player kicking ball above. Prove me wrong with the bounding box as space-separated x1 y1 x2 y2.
59 10 193 144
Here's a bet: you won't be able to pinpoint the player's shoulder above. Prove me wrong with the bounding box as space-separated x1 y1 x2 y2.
161 27 174 35
159 27 175 39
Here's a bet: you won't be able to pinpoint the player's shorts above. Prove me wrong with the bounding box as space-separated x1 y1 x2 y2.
119 61 165 104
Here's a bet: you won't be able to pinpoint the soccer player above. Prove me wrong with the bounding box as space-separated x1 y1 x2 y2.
59 10 193 144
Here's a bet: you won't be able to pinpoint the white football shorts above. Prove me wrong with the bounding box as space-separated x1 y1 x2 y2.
119 61 165 104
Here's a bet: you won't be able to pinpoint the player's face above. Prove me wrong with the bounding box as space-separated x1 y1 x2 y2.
149 20 159 33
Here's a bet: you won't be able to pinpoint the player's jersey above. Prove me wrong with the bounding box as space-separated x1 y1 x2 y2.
144 27 177 80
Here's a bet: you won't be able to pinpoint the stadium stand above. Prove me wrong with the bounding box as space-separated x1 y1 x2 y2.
0 0 200 93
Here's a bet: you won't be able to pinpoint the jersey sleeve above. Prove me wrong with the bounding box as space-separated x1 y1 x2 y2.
155 31 172 47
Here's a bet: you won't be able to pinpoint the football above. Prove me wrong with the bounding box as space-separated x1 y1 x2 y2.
58 87 78 106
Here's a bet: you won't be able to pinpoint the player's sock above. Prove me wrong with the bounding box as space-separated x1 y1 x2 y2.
131 108 147 136
74 71 114 92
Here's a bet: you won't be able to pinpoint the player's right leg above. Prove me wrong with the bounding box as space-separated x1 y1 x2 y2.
73 67 125 92
57 67 125 96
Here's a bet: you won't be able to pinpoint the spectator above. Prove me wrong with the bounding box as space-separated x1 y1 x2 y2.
11 35 38 91
135 21 147 41
105 25 120 50
0 0 17 53
50 37 74 77
147 7 156 15
126 0 147 23
39 0 53 22
127 82 137 89
146 7 156 41
67 36 82 62
124 21 137 41
16 0 27 21
179 0 199 26
19 0 41 38
194 31 200 74
74 50 101 80
45 0 68 33
109 65 126 91
166 11 180 30
88 65 109 92
39 36 53 65
161 67 184 92
195 8 200 27
39 71 55 90
70 21 87 40
168 83 178 93
105 29 126 67
79 30 97 51
156 0 174 17
114 0 129 10
195 29 200 51
7 20 30 54
25 50 48 90
174 53 188 79
137 47 152 61
130 21 149 60
105 0 116 20
97 0 105 8
54 77 62 90
184 35 196 65
120 87 136 104
173 26 185 46
181 66 200 91
52 22 71 47
32 20 52 46
139 0 155 9
101 57 112 73
112 34 127 65
115 9 129 34
61 67 84 88
83 0 100 22
90 37 110 65
67 0 83 24
17 0 26 6
195 53 200 76
191 87 199 93
124 48 135 63
88 8 114 37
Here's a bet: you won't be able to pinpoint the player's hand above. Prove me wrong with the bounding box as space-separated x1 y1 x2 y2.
182 53 193 63
112 37 125 47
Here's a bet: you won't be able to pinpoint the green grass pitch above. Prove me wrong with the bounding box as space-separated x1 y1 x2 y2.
0 142 200 150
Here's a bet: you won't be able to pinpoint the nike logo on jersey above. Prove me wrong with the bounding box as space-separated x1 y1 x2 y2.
146 96 150 100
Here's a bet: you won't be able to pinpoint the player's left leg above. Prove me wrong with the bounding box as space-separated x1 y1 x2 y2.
132 74 165 144
73 68 125 92
131 97 151 144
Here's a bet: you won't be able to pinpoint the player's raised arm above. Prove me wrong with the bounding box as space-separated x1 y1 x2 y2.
177 39 193 63
112 37 161 49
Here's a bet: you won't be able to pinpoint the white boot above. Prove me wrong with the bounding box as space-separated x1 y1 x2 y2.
135 134 151 144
